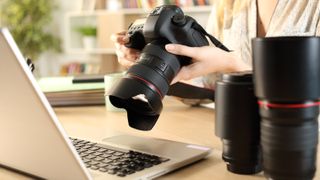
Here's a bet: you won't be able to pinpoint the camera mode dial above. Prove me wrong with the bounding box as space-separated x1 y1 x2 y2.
172 14 186 26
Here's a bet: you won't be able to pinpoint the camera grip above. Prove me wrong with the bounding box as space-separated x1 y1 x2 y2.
125 32 146 50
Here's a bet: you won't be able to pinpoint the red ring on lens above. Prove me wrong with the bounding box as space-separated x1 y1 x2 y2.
258 101 320 109
125 73 163 99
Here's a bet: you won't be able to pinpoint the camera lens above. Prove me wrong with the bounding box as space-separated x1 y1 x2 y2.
108 40 182 130
252 37 320 180
215 71 262 174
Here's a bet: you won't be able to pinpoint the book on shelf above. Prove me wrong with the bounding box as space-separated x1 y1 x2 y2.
121 0 211 9
37 76 105 107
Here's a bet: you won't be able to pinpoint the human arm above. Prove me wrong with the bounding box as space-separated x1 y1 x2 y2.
165 44 251 84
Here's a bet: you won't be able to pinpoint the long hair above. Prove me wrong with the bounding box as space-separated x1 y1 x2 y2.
207 0 250 39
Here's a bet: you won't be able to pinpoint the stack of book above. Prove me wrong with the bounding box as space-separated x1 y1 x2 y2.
37 76 105 107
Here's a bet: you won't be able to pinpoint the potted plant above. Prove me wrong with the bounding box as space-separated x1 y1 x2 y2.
76 26 97 50
0 0 61 61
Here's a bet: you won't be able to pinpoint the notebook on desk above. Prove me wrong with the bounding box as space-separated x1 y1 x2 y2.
37 76 105 106
0 28 211 179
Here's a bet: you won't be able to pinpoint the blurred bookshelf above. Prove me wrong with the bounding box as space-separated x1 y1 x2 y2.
121 0 211 9
63 0 213 75
59 62 101 75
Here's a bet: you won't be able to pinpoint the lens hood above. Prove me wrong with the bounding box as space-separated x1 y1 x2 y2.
252 37 320 101
108 77 162 131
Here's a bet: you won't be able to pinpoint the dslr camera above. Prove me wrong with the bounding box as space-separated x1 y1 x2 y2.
108 5 228 130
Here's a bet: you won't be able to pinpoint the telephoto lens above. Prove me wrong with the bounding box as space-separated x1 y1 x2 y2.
252 37 320 180
215 71 262 174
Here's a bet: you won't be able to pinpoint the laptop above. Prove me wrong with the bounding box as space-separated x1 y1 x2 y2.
0 28 211 179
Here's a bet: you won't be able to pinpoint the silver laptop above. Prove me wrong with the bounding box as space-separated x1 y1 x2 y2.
0 28 211 180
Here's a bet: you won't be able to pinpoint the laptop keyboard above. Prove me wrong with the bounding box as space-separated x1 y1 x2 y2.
70 138 170 177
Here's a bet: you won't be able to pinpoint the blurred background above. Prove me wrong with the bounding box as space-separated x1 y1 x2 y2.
0 0 213 78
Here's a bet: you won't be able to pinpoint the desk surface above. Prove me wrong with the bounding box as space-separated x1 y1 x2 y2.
1 97 319 180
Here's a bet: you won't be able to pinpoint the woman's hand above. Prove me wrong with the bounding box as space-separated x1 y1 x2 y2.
110 31 141 68
165 44 251 83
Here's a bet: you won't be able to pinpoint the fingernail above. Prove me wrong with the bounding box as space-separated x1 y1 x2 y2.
165 44 175 51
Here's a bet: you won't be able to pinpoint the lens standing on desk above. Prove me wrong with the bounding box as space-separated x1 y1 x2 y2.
253 37 320 180
215 71 262 174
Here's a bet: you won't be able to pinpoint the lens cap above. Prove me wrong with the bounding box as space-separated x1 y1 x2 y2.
219 71 253 83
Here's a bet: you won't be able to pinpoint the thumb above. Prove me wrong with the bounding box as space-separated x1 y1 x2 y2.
165 44 197 58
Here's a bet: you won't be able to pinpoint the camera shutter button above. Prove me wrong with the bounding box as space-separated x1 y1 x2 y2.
172 14 186 26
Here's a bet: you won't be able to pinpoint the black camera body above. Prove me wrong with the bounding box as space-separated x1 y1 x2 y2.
126 5 209 54
108 5 227 131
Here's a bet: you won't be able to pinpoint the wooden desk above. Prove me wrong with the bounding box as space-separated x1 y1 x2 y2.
1 97 319 179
